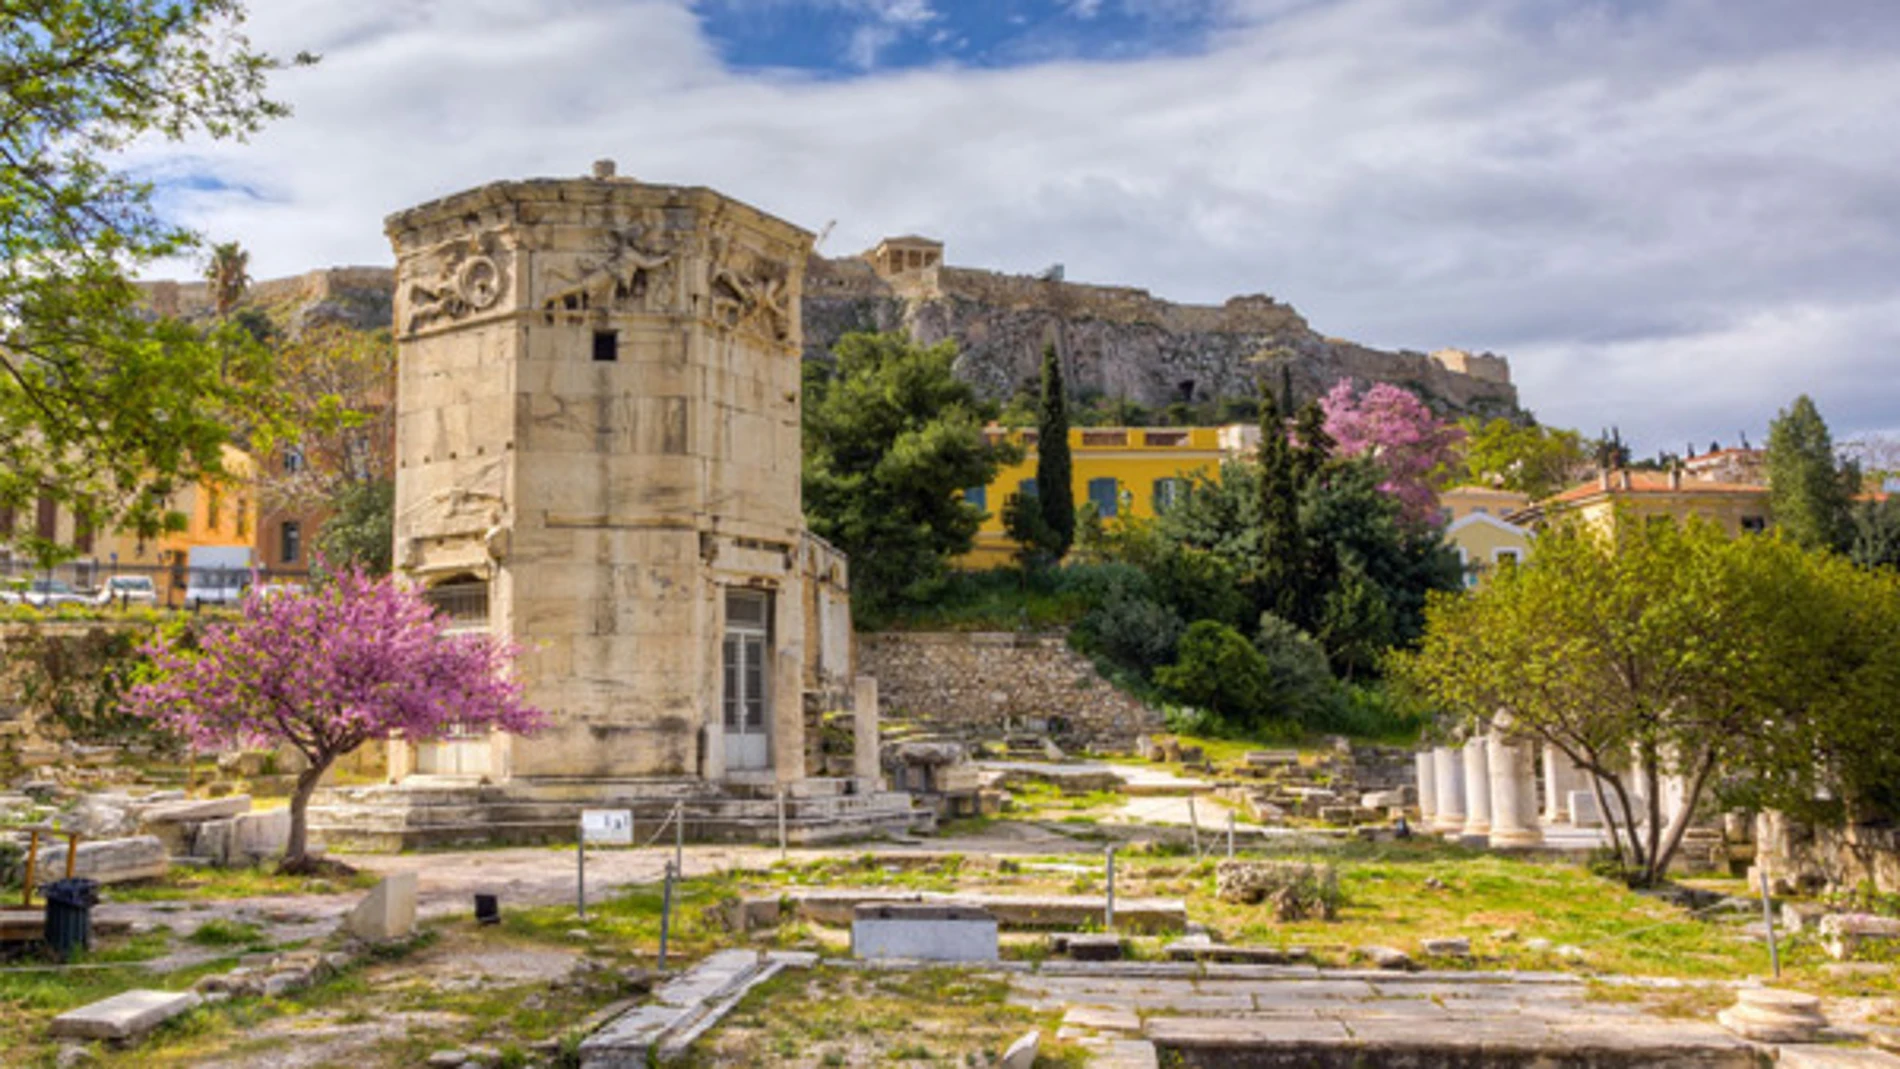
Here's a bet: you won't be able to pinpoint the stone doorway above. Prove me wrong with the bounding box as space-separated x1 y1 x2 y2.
722 589 773 774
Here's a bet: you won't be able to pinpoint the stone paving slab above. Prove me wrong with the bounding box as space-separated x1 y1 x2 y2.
1779 1049 1900 1068
49 989 201 1041
579 950 769 1069
1146 1014 1759 1068
1062 1006 1142 1033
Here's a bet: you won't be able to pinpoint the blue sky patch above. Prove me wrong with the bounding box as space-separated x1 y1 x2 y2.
693 0 1223 75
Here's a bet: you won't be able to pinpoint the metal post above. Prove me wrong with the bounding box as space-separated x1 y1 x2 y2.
1187 796 1202 858
1104 847 1116 932
577 820 587 921
1227 811 1236 858
658 861 676 970
777 785 788 862
1759 870 1781 979
673 801 685 878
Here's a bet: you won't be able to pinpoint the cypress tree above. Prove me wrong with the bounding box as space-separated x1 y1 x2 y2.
1767 395 1855 551
1036 344 1076 556
1257 384 1301 622
1291 400 1334 485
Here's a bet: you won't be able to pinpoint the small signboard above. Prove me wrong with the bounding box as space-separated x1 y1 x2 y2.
581 809 633 846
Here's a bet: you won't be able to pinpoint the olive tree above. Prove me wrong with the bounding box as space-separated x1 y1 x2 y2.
1394 516 1900 885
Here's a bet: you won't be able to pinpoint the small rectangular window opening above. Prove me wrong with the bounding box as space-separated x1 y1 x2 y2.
592 330 618 363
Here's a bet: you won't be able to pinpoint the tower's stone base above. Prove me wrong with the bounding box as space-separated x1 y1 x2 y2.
309 777 923 852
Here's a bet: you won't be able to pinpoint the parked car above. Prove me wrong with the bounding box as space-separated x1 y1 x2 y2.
94 575 159 608
22 578 87 608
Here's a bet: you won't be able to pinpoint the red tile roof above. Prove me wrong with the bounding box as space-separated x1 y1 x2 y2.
1545 472 1768 506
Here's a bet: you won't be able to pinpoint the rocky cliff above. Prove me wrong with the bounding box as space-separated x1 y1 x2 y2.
145 254 1519 418
804 253 1519 418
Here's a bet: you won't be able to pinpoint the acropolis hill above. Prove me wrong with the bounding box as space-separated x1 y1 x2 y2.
145 235 1518 417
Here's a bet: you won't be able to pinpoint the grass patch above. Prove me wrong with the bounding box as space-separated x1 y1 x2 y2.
186 918 267 947
108 866 380 903
679 966 1087 1068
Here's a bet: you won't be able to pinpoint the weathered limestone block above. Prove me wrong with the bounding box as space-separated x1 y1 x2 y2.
37 836 168 884
193 809 292 866
1820 913 1900 961
851 904 998 962
138 795 252 825
50 989 201 1041
346 872 418 942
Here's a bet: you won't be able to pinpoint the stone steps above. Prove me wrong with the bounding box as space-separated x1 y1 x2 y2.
310 783 922 850
1143 1015 1758 1067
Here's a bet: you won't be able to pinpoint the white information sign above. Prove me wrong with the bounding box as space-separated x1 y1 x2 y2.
581 809 633 846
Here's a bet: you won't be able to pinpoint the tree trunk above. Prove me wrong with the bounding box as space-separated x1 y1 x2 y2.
283 760 332 874
1588 771 1625 867
1649 748 1718 883
1643 751 1664 886
1606 771 1648 876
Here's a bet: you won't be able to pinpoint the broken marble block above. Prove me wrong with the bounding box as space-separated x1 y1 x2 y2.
50 989 201 1041
36 836 169 885
345 872 418 943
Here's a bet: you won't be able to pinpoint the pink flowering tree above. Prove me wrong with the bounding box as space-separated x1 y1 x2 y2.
127 569 546 871
1321 380 1465 527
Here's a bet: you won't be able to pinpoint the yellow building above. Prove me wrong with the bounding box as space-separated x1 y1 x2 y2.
87 445 261 604
1439 485 1533 586
1537 469 1770 538
959 425 1239 568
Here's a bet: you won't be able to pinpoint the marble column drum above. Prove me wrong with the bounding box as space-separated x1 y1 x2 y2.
1415 752 1438 826
1487 733 1544 847
1431 747 1465 833
1542 744 1581 824
1462 736 1492 837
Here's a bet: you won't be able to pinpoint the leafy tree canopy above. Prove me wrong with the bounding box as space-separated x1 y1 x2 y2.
0 0 312 566
1393 516 1900 885
803 333 1015 617
1766 394 1856 552
317 478 394 576
1456 417 1591 500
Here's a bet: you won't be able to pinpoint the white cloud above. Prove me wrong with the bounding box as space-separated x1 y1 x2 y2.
140 0 1900 451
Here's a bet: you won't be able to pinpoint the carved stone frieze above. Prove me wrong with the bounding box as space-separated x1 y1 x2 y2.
706 228 795 344
539 217 682 320
400 233 511 335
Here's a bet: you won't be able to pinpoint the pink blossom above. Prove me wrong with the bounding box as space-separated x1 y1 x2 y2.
1320 379 1465 527
126 568 545 865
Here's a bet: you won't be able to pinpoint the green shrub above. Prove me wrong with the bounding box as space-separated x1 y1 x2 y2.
1155 621 1280 727
1309 681 1430 741
1075 594 1183 672
1253 612 1337 727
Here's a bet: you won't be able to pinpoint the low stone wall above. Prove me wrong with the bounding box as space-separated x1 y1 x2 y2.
1753 811 1900 895
858 631 1161 749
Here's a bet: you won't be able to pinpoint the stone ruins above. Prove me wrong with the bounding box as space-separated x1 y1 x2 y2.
309 163 910 847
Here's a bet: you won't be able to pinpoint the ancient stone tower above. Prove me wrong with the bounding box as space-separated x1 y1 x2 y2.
374 163 869 804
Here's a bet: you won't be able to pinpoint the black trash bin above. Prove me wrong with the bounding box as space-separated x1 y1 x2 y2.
42 878 100 961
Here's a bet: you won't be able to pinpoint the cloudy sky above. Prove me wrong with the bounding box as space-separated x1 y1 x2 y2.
142 0 1900 453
